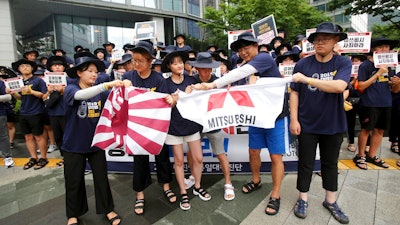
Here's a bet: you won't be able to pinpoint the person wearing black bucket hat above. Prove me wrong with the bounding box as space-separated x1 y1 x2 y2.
174 33 192 51
162 50 210 211
185 52 235 201
94 48 110 68
119 40 175 215
52 48 75 68
23 49 39 62
192 30 290 216
10 58 48 171
103 41 116 61
289 22 351 223
353 36 399 173
62 53 123 225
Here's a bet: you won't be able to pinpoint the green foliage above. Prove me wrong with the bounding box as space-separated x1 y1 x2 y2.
329 0 400 28
372 24 400 40
199 0 329 53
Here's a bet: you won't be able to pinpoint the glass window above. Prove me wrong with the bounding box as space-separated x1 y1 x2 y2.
131 0 157 8
188 19 200 39
162 0 183 12
203 0 216 8
188 0 200 16
335 14 343 23
101 0 126 4
315 4 326 12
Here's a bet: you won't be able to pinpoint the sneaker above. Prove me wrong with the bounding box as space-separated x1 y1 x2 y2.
10 142 14 149
184 175 195 189
294 199 308 219
322 201 349 224
47 145 58 153
4 157 15 168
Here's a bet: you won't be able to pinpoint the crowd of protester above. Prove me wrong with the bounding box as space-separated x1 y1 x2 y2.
0 22 399 225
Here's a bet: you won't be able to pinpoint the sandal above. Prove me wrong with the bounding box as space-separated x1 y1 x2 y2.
242 179 262 194
347 144 356 152
366 155 389 168
353 155 367 170
106 212 121 225
224 184 235 201
193 186 211 201
34 158 48 170
265 197 280 215
67 217 79 225
180 194 191 211
23 158 37 170
134 199 145 215
397 160 400 167
390 142 399 154
294 199 308 219
163 189 176 203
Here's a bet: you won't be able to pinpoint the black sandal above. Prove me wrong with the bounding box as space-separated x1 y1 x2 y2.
179 194 190 211
353 155 367 170
134 199 145 215
163 189 176 203
391 142 399 154
23 158 37 170
193 186 211 201
242 179 262 193
34 158 48 170
106 212 121 225
366 155 389 168
265 197 280 215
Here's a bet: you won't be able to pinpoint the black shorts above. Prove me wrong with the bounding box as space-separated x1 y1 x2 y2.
19 114 46 136
6 111 17 123
359 106 391 130
43 113 51 125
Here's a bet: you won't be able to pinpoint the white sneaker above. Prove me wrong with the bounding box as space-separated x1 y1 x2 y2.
47 145 58 153
4 157 15 168
184 175 195 189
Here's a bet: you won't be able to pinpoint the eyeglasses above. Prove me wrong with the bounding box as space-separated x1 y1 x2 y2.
313 36 335 44
237 45 254 53
132 59 150 65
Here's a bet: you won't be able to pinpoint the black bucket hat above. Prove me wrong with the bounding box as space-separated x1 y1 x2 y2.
116 53 133 65
52 49 66 55
152 58 163 65
122 43 135 52
132 41 155 58
371 37 399 49
12 58 37 73
156 42 166 49
66 52 105 78
276 51 300 64
230 32 258 52
94 48 107 56
23 49 39 59
307 22 347 43
173 34 186 40
46 56 68 71
161 51 189 73
0 66 18 78
103 41 115 49
189 52 220 69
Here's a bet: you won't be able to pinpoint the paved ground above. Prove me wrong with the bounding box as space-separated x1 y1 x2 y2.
0 137 399 225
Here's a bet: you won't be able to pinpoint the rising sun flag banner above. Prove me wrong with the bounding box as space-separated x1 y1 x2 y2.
177 77 291 132
92 86 171 155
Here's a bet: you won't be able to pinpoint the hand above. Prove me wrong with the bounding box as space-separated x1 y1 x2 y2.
122 79 132 87
21 85 31 95
290 120 301 135
47 85 55 92
185 85 193 93
292 72 308 84
165 94 175 106
107 80 124 88
192 82 216 90
248 75 259 84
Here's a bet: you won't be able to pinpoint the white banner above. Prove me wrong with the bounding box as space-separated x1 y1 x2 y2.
373 50 398 68
338 32 371 53
177 78 290 132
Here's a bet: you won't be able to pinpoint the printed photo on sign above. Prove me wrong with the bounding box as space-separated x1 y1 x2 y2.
279 63 296 78
339 32 371 53
111 49 125 61
351 62 361 77
251 14 277 45
373 50 398 68
4 77 24 93
113 69 125 80
134 21 156 41
44 72 67 86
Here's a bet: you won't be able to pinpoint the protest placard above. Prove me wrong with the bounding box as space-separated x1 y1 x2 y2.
227 30 253 50
44 72 67 86
373 51 398 68
351 62 361 78
134 21 156 41
279 63 296 78
251 15 277 45
4 77 23 93
338 32 371 53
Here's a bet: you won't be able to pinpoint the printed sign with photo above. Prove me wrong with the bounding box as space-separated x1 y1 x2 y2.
251 14 277 45
227 30 253 50
373 51 398 68
4 77 24 93
338 32 371 53
134 21 156 41
351 62 362 77
44 72 67 86
111 49 125 61
279 63 296 78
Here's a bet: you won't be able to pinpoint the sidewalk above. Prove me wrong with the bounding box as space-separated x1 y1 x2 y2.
0 138 399 225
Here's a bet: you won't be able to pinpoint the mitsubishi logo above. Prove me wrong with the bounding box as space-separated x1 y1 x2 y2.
207 90 255 112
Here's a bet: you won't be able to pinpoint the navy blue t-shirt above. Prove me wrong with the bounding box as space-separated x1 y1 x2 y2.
47 77 75 116
20 76 47 115
122 70 167 93
166 75 201 136
358 60 393 107
0 81 7 116
291 55 351 134
62 83 109 153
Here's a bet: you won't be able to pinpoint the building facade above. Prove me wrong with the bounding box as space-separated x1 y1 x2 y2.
1 0 220 66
